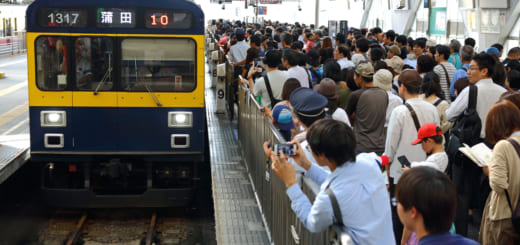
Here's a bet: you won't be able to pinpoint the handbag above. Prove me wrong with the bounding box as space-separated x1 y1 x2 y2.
504 138 520 233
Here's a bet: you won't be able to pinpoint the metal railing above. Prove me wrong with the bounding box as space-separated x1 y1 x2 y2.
0 31 26 57
205 29 352 244
237 82 351 245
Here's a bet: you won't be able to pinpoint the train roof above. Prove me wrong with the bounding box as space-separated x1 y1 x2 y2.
26 0 205 34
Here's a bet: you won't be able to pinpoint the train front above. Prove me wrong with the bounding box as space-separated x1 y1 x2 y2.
26 0 209 207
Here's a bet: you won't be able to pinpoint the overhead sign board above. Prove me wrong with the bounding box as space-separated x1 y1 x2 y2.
259 0 282 4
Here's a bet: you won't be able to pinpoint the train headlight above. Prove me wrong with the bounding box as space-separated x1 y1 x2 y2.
168 112 192 128
41 111 67 127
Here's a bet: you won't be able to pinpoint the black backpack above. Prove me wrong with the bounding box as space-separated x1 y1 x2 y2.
446 85 481 157
325 107 337 119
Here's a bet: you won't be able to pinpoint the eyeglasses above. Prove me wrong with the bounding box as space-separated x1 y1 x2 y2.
468 66 481 71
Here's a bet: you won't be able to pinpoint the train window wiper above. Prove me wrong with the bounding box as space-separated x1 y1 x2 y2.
94 52 112 95
135 58 162 106
93 67 112 95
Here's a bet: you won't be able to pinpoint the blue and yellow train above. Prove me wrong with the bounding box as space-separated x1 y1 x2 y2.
26 0 210 207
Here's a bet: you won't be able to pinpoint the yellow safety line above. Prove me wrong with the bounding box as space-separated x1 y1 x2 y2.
0 58 26 68
0 102 29 128
0 81 27 97
1 118 29 136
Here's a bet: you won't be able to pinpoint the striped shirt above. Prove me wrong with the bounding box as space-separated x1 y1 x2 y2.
433 62 456 102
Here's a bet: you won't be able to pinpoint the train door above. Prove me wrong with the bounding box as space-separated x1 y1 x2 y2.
71 36 119 151
117 37 170 152
117 38 198 152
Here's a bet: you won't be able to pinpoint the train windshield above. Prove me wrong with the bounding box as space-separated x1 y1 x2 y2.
121 38 196 92
75 37 113 91
35 36 196 92
35 36 68 91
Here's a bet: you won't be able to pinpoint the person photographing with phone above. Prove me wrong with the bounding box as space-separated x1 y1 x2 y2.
270 119 395 244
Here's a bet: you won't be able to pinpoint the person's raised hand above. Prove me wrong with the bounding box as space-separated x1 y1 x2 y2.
289 140 311 170
271 150 296 189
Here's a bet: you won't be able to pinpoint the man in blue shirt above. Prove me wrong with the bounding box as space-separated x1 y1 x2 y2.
270 119 395 244
396 167 479 245
449 45 474 99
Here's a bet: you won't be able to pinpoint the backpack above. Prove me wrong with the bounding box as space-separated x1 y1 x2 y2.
263 74 281 109
446 85 481 157
309 68 322 85
325 107 337 119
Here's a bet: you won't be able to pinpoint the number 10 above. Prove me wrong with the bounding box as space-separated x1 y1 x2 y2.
150 14 169 26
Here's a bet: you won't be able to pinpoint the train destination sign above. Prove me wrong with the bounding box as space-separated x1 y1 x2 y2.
96 8 136 28
38 9 88 27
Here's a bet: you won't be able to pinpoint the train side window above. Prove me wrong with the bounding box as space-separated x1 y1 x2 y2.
74 37 114 91
120 38 196 92
35 36 68 91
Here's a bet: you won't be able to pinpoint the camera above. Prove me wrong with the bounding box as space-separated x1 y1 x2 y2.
274 143 297 156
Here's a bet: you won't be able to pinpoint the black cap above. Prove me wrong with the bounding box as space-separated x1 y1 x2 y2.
290 88 328 117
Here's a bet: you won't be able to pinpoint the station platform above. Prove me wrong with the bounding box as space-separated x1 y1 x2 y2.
0 134 30 184
205 71 270 244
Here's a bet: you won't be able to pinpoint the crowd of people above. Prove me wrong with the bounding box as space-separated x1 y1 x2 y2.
209 19 520 245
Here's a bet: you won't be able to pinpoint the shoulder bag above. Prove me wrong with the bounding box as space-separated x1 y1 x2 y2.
263 74 280 109
504 138 520 233
405 103 421 131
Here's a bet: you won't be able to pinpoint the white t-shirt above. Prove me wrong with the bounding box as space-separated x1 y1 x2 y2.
385 98 441 184
228 41 250 63
288 66 312 88
411 152 449 172
331 107 351 127
351 53 368 66
336 57 355 70
385 91 403 127
253 70 289 108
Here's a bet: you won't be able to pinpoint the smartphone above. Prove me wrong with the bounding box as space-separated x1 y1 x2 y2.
274 143 297 156
398 155 411 168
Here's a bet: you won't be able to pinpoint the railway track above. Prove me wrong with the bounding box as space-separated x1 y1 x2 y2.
39 208 215 245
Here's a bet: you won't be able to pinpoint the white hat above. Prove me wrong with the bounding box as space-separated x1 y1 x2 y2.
373 69 394 91
385 56 404 74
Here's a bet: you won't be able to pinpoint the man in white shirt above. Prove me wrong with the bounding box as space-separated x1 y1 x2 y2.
446 52 508 139
334 44 355 69
228 29 250 64
386 69 440 183
283 49 312 88
384 69 440 244
445 52 507 236
240 49 288 109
